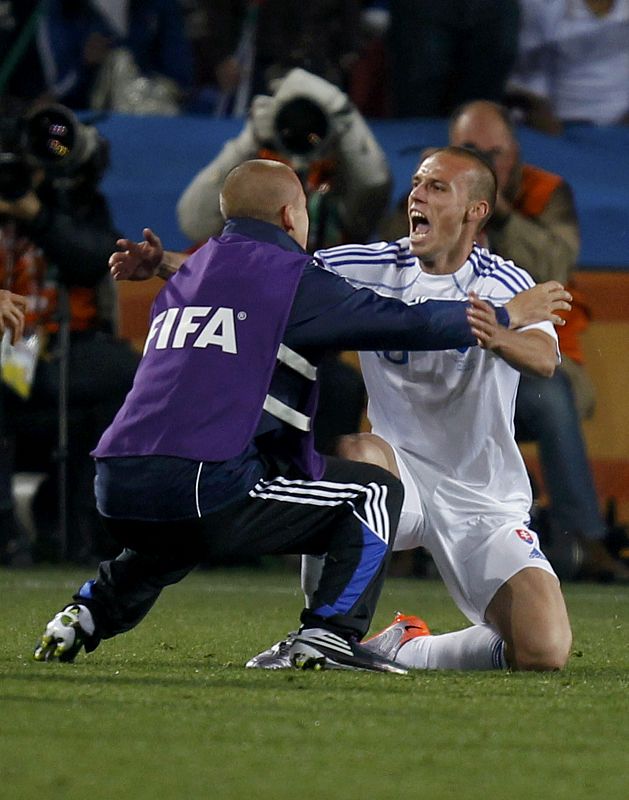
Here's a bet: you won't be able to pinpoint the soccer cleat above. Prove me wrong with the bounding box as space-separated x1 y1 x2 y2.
361 612 431 661
289 627 408 674
245 633 297 669
33 604 94 663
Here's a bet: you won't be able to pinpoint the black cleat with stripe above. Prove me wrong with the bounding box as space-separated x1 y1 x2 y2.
289 627 408 674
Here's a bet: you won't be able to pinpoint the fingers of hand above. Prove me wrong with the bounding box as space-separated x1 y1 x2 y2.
467 306 495 327
11 293 27 310
549 298 572 310
116 238 137 254
468 292 496 315
1 307 25 344
469 319 494 338
548 287 572 304
144 228 159 245
11 313 25 344
467 293 495 316
470 327 490 348
548 298 571 324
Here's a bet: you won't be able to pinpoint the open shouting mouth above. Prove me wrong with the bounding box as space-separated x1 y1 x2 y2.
410 210 431 239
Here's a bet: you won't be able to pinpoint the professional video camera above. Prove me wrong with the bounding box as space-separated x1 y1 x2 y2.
0 104 101 201
248 69 355 165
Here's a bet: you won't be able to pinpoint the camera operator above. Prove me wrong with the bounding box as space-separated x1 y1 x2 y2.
177 69 391 454
0 102 139 565
177 68 392 251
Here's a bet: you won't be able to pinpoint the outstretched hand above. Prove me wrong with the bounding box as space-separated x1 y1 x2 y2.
109 228 164 281
505 281 572 329
0 289 27 345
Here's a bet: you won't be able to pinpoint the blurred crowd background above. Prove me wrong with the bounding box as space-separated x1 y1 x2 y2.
3 1 628 128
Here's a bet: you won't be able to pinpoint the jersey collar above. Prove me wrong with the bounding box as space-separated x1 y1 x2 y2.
222 217 307 255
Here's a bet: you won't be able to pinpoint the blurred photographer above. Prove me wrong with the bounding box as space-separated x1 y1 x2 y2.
177 69 387 453
177 68 392 250
0 101 139 564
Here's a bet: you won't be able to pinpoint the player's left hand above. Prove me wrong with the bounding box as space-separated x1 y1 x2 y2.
467 293 504 350
109 228 164 281
505 281 572 329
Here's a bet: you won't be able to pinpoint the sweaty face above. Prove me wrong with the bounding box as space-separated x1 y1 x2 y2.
449 111 519 199
407 152 476 264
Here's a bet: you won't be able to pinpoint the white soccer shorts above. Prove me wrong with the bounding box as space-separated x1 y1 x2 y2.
391 446 558 626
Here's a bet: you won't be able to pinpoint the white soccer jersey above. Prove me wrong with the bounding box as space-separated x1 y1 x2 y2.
316 239 559 521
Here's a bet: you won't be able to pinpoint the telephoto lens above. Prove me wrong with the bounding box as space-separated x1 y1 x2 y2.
274 98 330 156
23 105 97 176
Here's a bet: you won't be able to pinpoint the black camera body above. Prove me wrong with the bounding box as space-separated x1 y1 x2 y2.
0 105 100 201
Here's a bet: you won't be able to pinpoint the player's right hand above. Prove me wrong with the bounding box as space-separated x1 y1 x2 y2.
505 281 572 329
109 227 164 281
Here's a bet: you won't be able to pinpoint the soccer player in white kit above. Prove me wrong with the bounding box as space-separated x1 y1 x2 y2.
249 146 572 671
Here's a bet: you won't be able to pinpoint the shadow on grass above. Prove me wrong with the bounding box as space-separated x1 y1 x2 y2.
4 659 626 701
1 664 423 696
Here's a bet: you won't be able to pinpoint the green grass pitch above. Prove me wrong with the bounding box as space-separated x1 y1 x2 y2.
1 564 627 800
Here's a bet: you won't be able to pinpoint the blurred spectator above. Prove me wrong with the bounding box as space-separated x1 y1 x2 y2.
387 0 520 118
348 2 393 118
180 1 361 116
31 0 194 112
0 101 139 564
507 0 629 134
448 100 629 581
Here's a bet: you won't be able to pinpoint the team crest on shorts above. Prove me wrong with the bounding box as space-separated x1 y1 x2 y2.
515 528 535 545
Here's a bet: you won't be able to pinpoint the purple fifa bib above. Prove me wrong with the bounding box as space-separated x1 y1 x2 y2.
93 234 310 463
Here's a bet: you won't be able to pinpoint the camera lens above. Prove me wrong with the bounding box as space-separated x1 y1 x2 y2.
275 98 329 156
25 107 77 166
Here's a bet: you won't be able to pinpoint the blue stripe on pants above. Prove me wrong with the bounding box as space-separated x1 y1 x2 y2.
312 522 388 618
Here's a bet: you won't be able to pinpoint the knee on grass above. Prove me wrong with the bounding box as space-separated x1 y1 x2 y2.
509 627 573 671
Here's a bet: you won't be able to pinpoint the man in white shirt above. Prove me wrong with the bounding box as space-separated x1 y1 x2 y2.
507 0 629 132
249 146 573 672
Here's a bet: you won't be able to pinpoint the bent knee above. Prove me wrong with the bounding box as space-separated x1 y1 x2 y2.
511 627 573 671
336 433 398 475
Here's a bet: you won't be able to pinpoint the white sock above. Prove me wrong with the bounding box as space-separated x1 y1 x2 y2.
301 556 507 670
301 554 325 608
396 624 507 671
